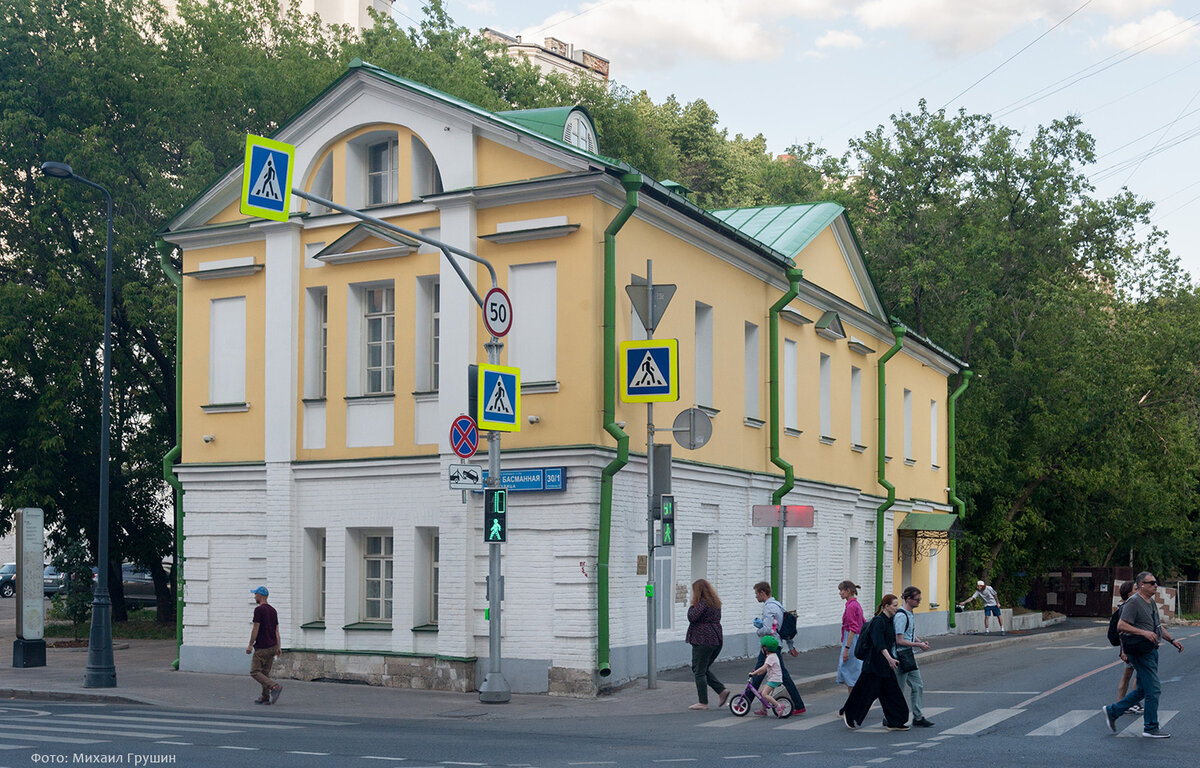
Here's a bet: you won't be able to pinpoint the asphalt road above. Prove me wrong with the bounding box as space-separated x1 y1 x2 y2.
0 626 1195 767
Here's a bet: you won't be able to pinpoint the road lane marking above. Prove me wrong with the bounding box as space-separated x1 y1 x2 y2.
652 759 698 763
34 718 238 734
0 726 105 744
925 691 1038 695
942 708 1023 735
290 752 331 756
776 711 840 730
1015 659 1124 708
1028 709 1096 736
117 709 354 726
698 717 751 727
1118 710 1176 737
217 746 259 750
721 756 760 760
361 758 407 762
73 713 302 730
156 741 192 745
0 722 187 739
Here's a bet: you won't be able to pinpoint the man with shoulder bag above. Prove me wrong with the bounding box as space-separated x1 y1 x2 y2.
895 586 934 727
1101 572 1184 739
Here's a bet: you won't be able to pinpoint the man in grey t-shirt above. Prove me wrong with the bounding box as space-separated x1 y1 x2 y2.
1101 571 1184 739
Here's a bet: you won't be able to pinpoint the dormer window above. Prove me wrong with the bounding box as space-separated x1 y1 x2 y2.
367 137 399 206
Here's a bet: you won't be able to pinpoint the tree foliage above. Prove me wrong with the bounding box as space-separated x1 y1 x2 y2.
2 0 1197 619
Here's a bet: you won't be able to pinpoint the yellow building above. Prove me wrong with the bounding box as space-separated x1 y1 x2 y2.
162 60 967 694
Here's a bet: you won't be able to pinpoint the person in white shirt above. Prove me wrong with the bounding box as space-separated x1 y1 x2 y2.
958 579 1004 634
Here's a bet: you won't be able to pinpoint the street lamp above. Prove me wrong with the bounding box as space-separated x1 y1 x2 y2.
40 161 117 688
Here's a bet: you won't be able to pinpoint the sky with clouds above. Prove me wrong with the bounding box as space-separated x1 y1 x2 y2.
398 1 1200 282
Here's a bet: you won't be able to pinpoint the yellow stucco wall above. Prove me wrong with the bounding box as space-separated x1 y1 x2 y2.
793 228 867 312
475 137 569 187
180 241 266 464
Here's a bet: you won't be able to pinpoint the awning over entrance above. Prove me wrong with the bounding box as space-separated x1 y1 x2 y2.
897 512 964 538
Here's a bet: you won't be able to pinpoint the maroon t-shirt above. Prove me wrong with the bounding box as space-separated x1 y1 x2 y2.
252 603 279 649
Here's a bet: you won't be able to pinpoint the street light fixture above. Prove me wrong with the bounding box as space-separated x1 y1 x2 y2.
40 160 117 688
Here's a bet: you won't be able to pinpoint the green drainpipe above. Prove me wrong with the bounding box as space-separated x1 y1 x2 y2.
768 267 803 596
157 240 185 669
598 173 641 678
946 369 973 628
875 324 906 608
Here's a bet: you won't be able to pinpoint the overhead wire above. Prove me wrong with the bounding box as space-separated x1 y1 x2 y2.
995 13 1200 118
1121 83 1200 186
940 0 1094 110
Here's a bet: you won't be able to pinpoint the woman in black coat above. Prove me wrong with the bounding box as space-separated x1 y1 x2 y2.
840 593 911 730
686 578 728 710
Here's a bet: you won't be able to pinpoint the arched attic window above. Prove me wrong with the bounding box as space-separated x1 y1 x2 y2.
303 128 445 214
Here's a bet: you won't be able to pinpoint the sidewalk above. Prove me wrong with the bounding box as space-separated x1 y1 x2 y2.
1 609 1107 720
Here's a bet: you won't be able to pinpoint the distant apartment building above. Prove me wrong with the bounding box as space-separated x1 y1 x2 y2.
483 28 610 82
159 0 392 31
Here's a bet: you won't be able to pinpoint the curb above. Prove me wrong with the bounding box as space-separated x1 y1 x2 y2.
0 688 154 705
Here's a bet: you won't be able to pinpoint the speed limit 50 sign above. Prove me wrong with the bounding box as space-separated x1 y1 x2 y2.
484 287 513 337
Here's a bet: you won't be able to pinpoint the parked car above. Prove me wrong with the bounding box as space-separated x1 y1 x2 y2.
43 564 67 597
121 563 158 607
0 563 15 598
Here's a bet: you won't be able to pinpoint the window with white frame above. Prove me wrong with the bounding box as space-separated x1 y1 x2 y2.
367 137 399 206
431 533 440 624
819 353 832 439
209 296 246 404
850 366 862 446
507 262 557 382
364 286 395 394
695 302 713 407
363 534 393 621
784 340 798 430
903 388 914 462
691 532 709 582
415 277 440 392
410 136 443 198
304 288 329 399
744 322 759 419
318 532 326 621
930 399 939 467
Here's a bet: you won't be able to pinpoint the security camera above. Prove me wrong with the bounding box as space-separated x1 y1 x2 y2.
527 415 540 424
202 435 215 443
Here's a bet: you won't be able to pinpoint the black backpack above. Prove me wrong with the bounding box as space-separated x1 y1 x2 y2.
779 610 798 641
1108 604 1123 646
854 616 876 660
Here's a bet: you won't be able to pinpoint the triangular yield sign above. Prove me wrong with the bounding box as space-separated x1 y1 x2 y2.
631 351 668 388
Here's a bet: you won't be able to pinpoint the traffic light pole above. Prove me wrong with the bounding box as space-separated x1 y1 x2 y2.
479 338 511 703
646 398 657 689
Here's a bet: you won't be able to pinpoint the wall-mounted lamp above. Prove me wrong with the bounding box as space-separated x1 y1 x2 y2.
202 435 216 443
527 415 540 424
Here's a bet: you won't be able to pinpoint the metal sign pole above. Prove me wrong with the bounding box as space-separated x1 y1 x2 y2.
645 259 657 689
479 338 510 703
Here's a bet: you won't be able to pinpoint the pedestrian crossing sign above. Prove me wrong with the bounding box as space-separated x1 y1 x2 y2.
620 339 679 403
240 134 294 222
477 363 521 432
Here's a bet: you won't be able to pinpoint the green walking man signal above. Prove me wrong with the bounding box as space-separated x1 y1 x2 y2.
660 493 675 547
485 487 507 543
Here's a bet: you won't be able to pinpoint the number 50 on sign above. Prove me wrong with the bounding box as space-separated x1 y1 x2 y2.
484 287 512 338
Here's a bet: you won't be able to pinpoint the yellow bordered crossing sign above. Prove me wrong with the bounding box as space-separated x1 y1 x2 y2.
620 339 679 403
477 363 521 431
240 134 294 222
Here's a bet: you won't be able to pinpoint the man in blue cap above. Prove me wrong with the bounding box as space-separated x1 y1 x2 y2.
247 586 282 704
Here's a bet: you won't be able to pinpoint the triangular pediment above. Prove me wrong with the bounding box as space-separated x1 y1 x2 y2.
314 224 419 265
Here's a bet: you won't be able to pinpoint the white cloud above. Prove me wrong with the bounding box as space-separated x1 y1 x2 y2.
852 0 1175 57
1102 10 1198 53
516 0 844 71
815 29 865 49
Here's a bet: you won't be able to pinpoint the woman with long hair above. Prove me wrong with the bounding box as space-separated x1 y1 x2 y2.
840 594 911 730
686 578 728 710
836 580 864 690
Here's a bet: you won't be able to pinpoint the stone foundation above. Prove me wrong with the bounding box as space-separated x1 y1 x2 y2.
548 665 598 697
276 652 476 693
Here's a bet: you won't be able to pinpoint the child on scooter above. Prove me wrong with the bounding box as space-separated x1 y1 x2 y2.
749 635 783 715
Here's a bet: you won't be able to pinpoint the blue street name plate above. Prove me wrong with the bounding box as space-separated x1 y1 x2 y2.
475 467 567 493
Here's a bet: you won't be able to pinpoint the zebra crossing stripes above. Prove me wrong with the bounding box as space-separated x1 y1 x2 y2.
1027 709 1095 736
941 708 1023 735
1118 710 1176 737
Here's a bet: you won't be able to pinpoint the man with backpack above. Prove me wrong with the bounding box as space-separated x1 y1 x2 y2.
751 581 806 715
1108 580 1142 716
895 586 934 727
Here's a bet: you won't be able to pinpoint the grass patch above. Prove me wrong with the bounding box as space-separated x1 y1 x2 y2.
44 606 175 640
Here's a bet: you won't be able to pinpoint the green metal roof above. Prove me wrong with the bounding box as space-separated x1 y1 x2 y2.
897 512 964 537
708 202 844 258
495 106 584 142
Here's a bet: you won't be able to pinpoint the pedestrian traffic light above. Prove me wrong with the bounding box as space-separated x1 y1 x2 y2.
660 494 675 547
484 487 507 543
